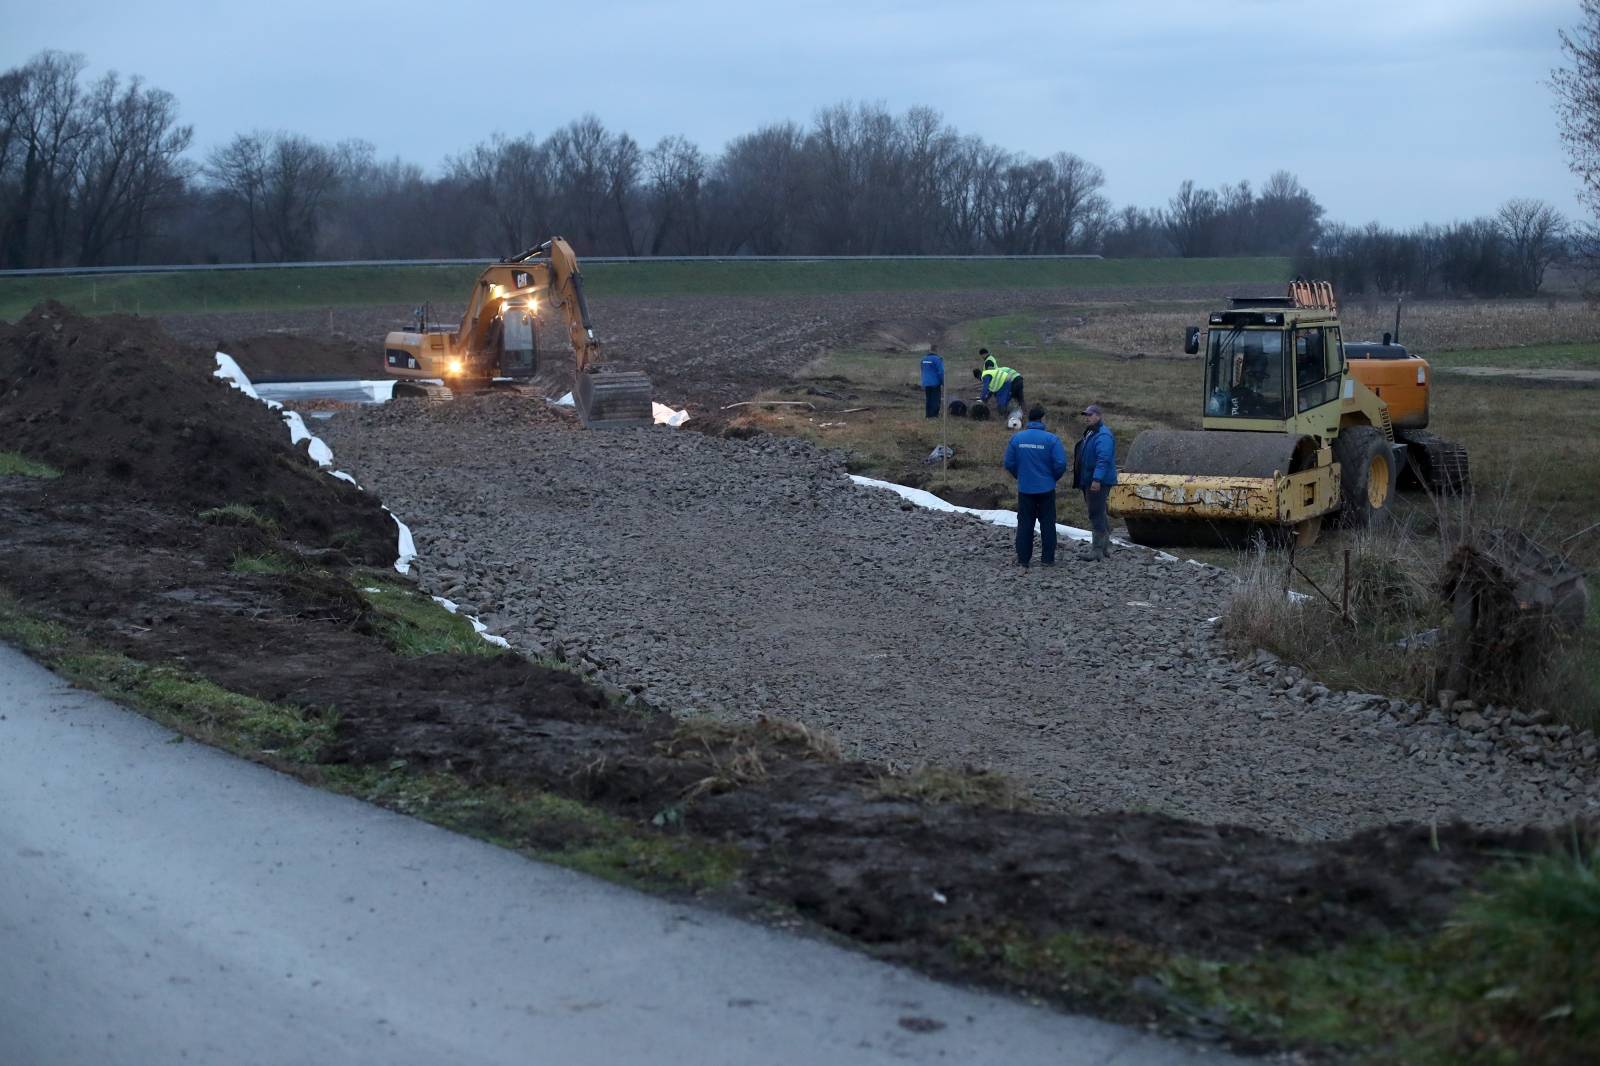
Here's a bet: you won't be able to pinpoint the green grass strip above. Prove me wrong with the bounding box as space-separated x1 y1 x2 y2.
355 577 503 658
962 843 1598 1064
320 766 742 893
0 256 1292 319
0 451 62 478
0 594 332 763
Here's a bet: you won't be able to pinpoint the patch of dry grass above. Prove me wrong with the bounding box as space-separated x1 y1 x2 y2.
659 715 844 799
1222 496 1600 729
871 766 1034 811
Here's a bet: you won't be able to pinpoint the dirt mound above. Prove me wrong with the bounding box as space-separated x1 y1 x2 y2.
215 332 382 382
0 303 394 564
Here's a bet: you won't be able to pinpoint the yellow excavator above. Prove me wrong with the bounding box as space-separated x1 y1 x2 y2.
381 238 654 428
1109 280 1469 547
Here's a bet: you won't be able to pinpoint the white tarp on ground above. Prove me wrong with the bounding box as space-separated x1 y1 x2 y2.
212 355 435 598
848 474 1177 560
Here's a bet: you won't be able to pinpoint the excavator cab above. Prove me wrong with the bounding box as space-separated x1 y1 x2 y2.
499 305 538 379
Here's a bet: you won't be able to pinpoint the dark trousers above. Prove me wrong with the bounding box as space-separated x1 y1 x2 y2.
1011 376 1025 411
1016 490 1057 566
1084 487 1110 538
923 385 941 418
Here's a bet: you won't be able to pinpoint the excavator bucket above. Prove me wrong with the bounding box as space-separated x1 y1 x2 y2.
574 365 654 429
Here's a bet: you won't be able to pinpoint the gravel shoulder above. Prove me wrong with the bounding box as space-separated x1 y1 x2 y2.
321 398 1600 840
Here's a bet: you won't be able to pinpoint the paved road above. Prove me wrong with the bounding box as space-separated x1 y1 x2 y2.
0 645 1238 1066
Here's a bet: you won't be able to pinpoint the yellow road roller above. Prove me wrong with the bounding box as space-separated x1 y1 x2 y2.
1109 281 1468 547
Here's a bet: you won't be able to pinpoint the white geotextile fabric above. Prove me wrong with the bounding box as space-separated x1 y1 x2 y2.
848 474 1176 560
211 353 493 643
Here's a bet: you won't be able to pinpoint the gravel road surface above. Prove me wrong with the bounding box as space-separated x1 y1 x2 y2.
321 399 1599 840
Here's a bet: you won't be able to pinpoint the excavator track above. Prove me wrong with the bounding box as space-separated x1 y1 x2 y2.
391 381 454 402
1399 430 1471 495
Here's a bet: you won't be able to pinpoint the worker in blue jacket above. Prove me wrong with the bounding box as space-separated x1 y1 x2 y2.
1072 403 1118 561
1003 405 1069 567
919 351 945 418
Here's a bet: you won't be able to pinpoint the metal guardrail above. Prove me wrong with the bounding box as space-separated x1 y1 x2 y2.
0 254 1104 279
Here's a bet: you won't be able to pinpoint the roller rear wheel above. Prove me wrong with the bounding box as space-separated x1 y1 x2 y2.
1334 426 1397 528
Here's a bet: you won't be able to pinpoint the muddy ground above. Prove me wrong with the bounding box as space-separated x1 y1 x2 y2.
155 284 1239 409
1 301 1594 1056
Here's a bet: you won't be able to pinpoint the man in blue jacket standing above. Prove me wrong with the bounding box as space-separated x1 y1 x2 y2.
919 350 945 418
1073 403 1118 561
1003 404 1068 567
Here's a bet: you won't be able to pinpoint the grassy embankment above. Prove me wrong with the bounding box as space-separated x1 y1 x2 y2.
0 256 1290 320
748 313 1600 720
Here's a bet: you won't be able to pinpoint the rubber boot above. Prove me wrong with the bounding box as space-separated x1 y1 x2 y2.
1093 531 1111 560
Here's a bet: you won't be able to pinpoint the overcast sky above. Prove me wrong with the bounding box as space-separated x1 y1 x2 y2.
3 0 1588 228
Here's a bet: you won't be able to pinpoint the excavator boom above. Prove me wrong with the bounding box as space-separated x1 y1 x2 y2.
382 237 653 428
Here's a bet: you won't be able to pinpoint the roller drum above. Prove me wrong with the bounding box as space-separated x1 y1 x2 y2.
1122 430 1314 478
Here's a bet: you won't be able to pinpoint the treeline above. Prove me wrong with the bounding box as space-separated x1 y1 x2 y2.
1294 200 1571 297
0 49 1576 297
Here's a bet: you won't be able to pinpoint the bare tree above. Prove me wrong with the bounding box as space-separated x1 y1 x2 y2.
0 51 89 267
206 132 339 261
986 156 1052 253
70 72 191 265
550 116 618 252
204 133 266 261
449 133 553 252
938 135 1005 253
644 134 705 255
605 131 642 256
1255 170 1323 254
1496 198 1568 293
1043 152 1107 252
711 121 806 254
1164 180 1220 257
257 133 340 260
897 106 958 253
1555 0 1600 218
1215 180 1254 255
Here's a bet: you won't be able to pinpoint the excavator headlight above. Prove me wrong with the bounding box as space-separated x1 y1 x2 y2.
448 358 463 376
